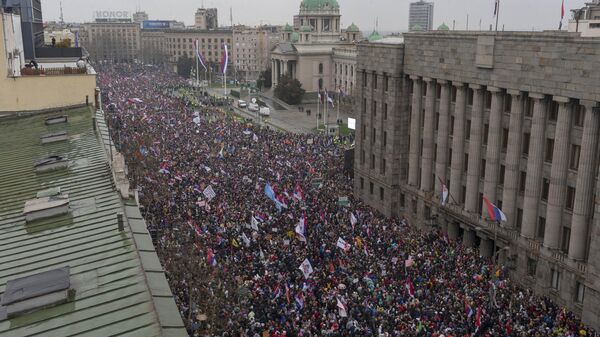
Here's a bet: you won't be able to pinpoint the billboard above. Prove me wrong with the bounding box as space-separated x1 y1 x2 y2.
143 20 172 29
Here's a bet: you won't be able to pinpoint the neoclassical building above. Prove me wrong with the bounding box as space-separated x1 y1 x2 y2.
271 0 363 94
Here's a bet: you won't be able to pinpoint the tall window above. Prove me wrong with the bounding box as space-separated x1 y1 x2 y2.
318 63 323 74
566 186 576 210
545 139 554 163
561 227 571 253
322 18 330 31
570 145 581 170
551 269 561 290
522 133 531 156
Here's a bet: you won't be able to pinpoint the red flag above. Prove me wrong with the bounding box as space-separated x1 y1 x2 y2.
406 277 415 298
561 0 565 19
475 305 482 327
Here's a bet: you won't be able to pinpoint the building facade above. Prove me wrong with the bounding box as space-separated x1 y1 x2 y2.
80 20 141 62
569 0 600 37
271 0 362 94
232 25 280 81
195 8 218 30
132 11 149 25
1 0 43 60
409 0 434 31
162 29 232 73
355 31 600 330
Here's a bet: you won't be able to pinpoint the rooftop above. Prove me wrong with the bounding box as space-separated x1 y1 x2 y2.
0 107 186 336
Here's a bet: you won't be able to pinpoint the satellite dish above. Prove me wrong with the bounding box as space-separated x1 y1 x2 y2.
251 98 257 104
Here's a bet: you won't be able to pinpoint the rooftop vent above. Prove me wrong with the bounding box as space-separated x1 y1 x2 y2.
0 267 71 320
44 115 68 125
23 188 70 222
34 155 69 173
40 131 68 144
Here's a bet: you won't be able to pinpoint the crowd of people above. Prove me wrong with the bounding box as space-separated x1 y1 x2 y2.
97 63 596 337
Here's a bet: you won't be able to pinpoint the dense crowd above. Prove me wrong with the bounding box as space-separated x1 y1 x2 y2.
98 64 596 337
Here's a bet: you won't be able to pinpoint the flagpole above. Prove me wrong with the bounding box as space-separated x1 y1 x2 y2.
495 0 500 32
317 91 320 130
337 89 340 125
195 40 199 87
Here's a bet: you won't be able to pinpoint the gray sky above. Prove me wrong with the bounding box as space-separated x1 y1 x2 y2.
42 0 588 32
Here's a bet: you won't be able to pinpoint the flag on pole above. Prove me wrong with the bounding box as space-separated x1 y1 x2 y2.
293 183 304 201
465 298 474 317
250 215 260 231
350 212 358 226
299 258 313 278
493 0 499 16
406 276 415 298
559 0 565 29
195 39 208 71
336 237 351 251
221 44 229 75
206 248 217 266
325 89 335 107
203 185 216 201
336 296 348 317
295 215 307 242
441 182 449 205
483 195 507 222
318 91 323 103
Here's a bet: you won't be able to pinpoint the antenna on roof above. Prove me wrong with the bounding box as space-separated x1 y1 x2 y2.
230 7 233 27
59 1 64 25
376 17 379 31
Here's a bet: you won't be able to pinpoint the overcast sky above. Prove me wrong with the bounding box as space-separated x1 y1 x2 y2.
42 0 588 32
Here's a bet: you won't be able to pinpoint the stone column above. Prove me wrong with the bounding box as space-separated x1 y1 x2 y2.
447 222 459 241
283 60 289 75
271 59 276 86
465 85 484 213
521 93 548 239
483 87 503 207
421 78 436 191
463 229 475 247
479 237 493 258
502 90 524 229
569 103 600 261
435 80 451 194
408 76 423 187
544 96 572 249
450 83 467 204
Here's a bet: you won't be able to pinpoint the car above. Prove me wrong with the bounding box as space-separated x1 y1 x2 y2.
238 100 247 108
248 103 259 112
259 107 271 116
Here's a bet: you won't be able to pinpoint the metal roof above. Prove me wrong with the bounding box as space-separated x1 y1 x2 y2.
0 107 186 337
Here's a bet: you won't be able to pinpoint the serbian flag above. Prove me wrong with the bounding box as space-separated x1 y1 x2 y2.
559 0 565 29
194 39 208 71
483 196 507 222
465 298 473 317
406 276 415 298
221 43 229 75
475 305 482 327
293 183 304 201
206 248 217 266
325 89 335 107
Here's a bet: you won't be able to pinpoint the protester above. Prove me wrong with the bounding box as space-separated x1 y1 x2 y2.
98 63 596 337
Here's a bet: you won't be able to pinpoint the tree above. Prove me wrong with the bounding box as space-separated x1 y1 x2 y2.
258 68 272 89
177 55 194 78
274 75 305 105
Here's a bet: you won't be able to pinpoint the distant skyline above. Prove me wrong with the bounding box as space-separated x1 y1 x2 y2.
42 0 588 32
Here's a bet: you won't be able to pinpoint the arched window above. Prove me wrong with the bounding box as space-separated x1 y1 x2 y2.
318 63 323 74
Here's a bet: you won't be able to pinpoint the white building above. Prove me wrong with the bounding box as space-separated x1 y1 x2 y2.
568 0 600 37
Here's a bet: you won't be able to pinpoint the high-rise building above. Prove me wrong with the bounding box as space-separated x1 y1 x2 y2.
1 0 43 60
354 30 600 330
195 8 218 30
409 0 434 31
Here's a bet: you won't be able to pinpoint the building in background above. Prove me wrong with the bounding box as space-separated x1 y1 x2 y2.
43 28 74 46
569 0 600 37
79 12 140 62
195 7 218 30
1 0 43 60
232 25 280 81
409 0 434 31
271 0 363 94
354 30 600 330
132 11 148 24
163 29 232 74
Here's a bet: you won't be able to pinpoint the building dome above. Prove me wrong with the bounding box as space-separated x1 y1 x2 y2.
346 23 360 32
283 23 293 32
437 23 449 31
300 0 339 10
368 30 383 42
291 32 300 43
411 24 423 31
300 25 313 32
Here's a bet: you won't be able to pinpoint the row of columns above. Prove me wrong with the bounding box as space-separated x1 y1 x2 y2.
271 59 296 87
407 75 600 261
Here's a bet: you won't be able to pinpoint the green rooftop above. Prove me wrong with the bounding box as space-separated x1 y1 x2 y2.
283 23 293 32
300 0 339 10
438 23 450 31
368 30 383 41
0 107 186 337
346 23 360 32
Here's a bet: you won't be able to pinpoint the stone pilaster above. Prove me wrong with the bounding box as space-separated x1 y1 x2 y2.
501 90 524 229
408 76 423 187
483 87 503 207
420 78 436 191
521 93 548 239
544 96 572 249
569 103 600 260
435 80 451 195
449 83 467 204
465 85 484 213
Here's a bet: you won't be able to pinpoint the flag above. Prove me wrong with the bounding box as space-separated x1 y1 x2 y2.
285 283 291 304
241 232 250 247
218 144 225 159
299 258 313 278
207 248 217 266
293 183 304 201
194 39 208 71
318 91 323 103
325 90 335 107
264 183 276 201
350 212 358 226
295 215 307 242
221 44 229 75
203 185 216 201
405 255 414 268
493 0 499 16
559 0 565 29
475 305 482 327
251 215 259 231
336 237 351 251
440 182 449 206
406 276 415 298
252 133 258 142
336 296 348 317
483 196 507 222
295 292 305 310
465 297 473 317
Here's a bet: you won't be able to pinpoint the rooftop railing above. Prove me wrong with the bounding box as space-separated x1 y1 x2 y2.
20 66 88 76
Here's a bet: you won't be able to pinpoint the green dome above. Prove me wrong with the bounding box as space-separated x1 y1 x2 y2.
283 23 293 32
300 25 313 32
437 23 449 31
411 24 423 31
346 23 360 32
300 0 339 10
291 32 300 43
368 30 382 42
